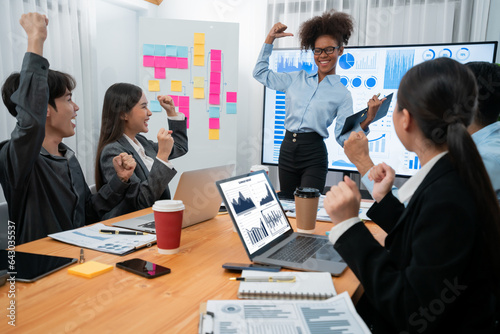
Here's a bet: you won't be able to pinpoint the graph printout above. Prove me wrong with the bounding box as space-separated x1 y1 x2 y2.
218 172 290 255
202 292 371 334
262 42 497 177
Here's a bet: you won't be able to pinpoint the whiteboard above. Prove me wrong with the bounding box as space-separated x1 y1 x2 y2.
138 18 239 189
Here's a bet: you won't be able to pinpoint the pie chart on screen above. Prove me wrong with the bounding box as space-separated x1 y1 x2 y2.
339 53 355 70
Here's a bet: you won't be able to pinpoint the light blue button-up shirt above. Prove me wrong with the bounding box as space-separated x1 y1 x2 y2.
253 43 363 146
471 121 500 202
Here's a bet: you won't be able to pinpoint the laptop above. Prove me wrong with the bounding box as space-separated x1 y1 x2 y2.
216 170 347 276
112 164 235 233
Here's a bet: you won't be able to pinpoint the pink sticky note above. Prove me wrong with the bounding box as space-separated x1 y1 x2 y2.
154 67 166 79
166 57 177 68
209 83 220 94
179 96 190 107
169 95 179 106
155 56 167 68
143 56 155 67
226 92 237 103
211 60 221 72
209 118 220 129
179 106 189 118
211 49 221 61
177 58 188 69
210 72 221 84
209 93 220 105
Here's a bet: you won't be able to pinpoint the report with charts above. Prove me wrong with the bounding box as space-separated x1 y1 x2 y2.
217 171 290 255
199 292 371 334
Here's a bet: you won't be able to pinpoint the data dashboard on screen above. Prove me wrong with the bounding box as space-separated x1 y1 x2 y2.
261 42 497 177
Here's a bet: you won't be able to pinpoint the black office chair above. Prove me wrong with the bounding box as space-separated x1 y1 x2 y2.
0 202 8 249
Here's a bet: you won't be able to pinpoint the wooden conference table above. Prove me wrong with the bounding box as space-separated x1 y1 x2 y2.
1 208 386 333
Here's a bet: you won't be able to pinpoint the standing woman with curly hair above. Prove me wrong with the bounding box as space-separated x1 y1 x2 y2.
254 11 382 198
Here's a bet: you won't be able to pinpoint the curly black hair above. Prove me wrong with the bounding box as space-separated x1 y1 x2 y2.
299 11 354 50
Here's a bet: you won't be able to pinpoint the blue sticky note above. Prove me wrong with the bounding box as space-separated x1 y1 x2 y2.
150 100 162 112
177 46 189 58
208 106 220 118
154 45 166 56
143 44 155 56
166 45 177 57
226 102 237 114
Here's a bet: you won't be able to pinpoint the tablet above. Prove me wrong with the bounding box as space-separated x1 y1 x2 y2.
340 93 394 135
1 250 77 282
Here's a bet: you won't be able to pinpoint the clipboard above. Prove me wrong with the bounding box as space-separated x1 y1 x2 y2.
340 93 394 135
198 303 214 334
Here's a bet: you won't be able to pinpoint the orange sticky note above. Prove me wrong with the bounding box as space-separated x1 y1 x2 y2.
68 261 113 278
209 129 219 140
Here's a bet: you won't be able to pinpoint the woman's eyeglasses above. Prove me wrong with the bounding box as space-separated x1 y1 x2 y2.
312 46 340 55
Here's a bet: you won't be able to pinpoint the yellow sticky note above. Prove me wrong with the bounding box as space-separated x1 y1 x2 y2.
194 33 205 45
148 80 160 92
193 87 205 99
209 129 219 140
68 261 113 278
194 55 204 66
194 44 204 56
171 80 182 92
193 77 204 88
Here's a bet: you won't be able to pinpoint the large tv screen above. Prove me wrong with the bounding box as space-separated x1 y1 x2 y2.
261 41 498 177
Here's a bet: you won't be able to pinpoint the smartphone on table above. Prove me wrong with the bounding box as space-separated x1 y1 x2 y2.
116 258 171 278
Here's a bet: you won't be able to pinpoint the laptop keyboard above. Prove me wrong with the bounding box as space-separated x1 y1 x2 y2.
268 236 328 263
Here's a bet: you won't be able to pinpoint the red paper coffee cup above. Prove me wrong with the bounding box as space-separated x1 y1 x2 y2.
152 200 185 254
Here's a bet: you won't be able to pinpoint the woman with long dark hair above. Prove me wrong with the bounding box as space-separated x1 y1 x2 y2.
324 57 500 333
95 83 188 219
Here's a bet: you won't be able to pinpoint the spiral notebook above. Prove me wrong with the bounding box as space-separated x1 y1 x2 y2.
237 270 336 300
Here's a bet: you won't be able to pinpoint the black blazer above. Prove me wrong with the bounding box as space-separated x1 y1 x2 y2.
99 119 188 219
334 155 497 333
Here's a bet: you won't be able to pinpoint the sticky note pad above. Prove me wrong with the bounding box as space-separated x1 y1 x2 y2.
209 106 220 118
194 55 204 66
166 57 178 68
193 87 204 99
226 92 237 103
210 72 221 84
166 45 177 57
177 46 189 58
154 67 166 79
177 58 188 69
154 44 167 57
148 80 160 92
211 60 221 72
209 129 219 140
194 77 204 88
209 93 220 105
150 100 162 112
171 80 182 92
143 44 155 56
194 44 204 56
143 55 155 67
179 96 190 107
211 49 222 61
194 33 205 44
68 261 113 278
155 56 167 68
209 118 220 129
226 102 237 114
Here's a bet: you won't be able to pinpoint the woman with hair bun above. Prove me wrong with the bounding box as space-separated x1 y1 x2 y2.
253 11 382 198
324 57 500 333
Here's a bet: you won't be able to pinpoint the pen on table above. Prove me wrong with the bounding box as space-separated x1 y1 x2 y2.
79 248 85 263
99 229 149 235
230 276 296 283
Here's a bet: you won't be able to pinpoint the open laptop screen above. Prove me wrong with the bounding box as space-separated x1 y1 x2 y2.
217 171 291 255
